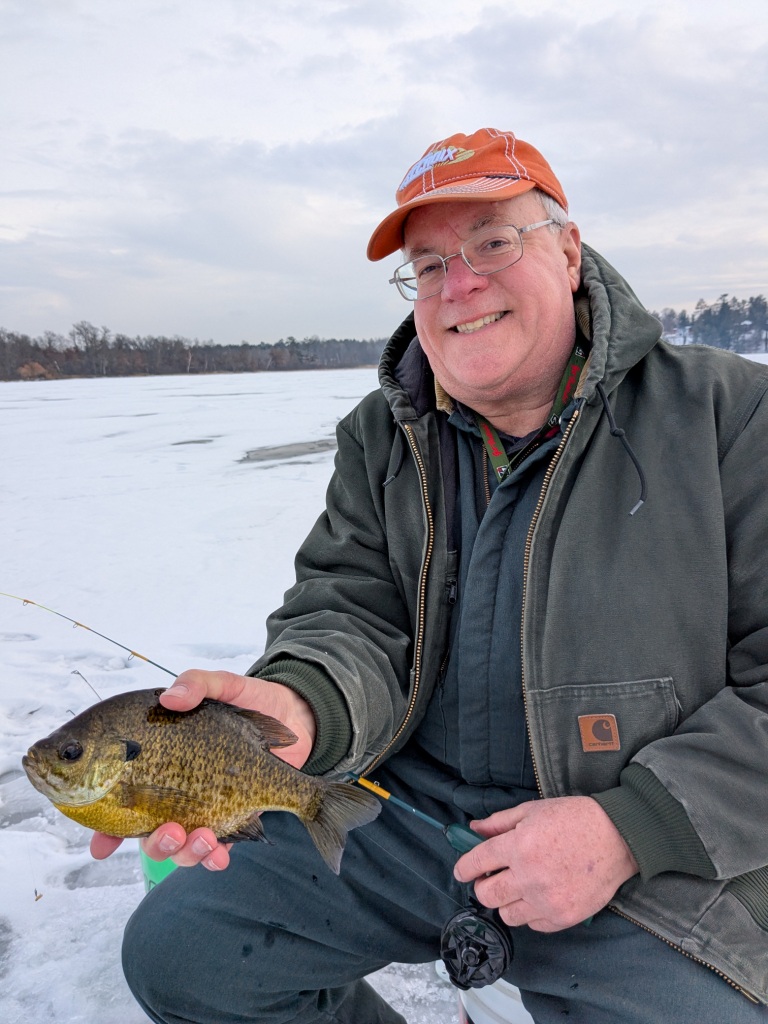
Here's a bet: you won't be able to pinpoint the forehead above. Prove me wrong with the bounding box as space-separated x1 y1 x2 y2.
403 195 541 254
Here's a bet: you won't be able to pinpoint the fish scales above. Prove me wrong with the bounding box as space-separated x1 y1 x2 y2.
22 688 380 873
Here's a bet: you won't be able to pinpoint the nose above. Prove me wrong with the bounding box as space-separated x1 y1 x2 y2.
439 253 489 302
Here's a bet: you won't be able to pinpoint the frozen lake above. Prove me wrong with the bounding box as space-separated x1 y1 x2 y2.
3 351 766 1022
0 368 459 1023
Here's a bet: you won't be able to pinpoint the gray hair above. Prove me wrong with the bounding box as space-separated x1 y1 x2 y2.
399 188 571 256
534 189 570 231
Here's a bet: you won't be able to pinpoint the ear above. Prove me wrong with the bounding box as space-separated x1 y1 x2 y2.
562 222 582 293
124 739 142 762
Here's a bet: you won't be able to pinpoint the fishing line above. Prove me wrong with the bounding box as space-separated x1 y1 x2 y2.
6 593 510 982
0 592 177 677
355 825 465 911
350 775 515 990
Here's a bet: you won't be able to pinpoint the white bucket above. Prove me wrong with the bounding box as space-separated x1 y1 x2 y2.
458 978 535 1024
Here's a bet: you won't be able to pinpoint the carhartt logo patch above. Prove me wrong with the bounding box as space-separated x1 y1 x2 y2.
578 714 620 752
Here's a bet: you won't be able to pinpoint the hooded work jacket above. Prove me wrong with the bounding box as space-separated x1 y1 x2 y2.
250 244 768 1004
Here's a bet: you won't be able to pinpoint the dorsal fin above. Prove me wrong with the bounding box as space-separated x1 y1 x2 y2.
222 706 298 749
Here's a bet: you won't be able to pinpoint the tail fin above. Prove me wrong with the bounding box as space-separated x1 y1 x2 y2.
304 782 380 874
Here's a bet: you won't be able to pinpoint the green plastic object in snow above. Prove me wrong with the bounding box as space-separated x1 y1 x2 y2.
139 847 178 892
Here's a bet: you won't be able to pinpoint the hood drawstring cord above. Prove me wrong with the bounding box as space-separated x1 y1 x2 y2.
596 382 647 516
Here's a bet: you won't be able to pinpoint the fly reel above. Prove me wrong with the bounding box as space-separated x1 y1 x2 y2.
440 902 514 990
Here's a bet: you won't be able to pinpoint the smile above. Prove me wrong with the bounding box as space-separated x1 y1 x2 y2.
453 311 507 334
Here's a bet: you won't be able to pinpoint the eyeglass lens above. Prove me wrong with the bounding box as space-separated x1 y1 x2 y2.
395 224 524 300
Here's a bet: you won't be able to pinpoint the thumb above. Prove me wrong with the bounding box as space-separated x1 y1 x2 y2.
159 670 208 711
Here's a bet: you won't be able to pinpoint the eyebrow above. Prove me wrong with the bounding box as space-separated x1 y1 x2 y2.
404 213 503 260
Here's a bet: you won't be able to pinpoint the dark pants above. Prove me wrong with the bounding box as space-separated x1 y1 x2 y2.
122 786 767 1024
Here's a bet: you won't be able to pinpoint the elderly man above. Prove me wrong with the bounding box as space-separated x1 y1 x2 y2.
109 129 768 1022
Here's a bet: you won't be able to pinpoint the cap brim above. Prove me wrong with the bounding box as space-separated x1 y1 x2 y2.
366 177 537 261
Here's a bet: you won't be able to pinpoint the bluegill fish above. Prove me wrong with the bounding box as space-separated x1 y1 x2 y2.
22 688 380 873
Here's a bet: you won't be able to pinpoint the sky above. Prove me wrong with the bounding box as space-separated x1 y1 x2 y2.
1 0 767 345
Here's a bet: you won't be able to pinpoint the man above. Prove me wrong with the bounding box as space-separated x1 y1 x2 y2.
104 128 768 1022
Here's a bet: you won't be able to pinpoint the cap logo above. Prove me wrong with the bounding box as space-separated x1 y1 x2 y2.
398 146 475 192
578 714 621 752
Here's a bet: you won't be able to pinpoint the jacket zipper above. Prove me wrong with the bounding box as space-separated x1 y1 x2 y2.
520 407 580 797
362 422 434 775
608 906 760 1003
519 406 760 1004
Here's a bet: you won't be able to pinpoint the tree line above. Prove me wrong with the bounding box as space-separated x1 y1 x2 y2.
0 323 387 381
2 291 766 381
649 294 767 351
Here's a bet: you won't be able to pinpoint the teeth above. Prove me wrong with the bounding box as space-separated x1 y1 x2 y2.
455 312 505 334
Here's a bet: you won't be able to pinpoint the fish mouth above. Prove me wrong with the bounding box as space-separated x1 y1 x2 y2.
22 750 109 807
22 752 67 801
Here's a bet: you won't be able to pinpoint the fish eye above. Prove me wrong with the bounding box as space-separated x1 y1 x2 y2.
58 741 83 762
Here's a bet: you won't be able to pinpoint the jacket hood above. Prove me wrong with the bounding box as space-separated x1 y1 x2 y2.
377 243 663 418
578 243 662 402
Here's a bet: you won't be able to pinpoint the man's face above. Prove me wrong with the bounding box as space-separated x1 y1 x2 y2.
405 194 581 424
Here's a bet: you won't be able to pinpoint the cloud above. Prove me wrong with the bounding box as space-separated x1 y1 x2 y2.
0 0 766 339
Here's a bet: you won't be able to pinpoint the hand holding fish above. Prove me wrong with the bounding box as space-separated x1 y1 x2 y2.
161 669 318 767
24 671 379 875
91 669 317 871
453 796 639 932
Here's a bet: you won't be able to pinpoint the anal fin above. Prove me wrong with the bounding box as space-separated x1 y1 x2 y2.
219 811 271 844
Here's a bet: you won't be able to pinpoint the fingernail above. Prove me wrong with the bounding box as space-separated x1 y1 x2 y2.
191 836 213 856
159 835 182 853
164 684 189 699
204 856 223 871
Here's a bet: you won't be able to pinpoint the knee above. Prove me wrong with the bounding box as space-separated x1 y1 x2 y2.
121 882 287 1024
122 888 188 1021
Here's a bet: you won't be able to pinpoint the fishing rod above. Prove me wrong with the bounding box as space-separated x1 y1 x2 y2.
0 592 177 677
349 773 513 989
5 591 511 988
350 774 485 854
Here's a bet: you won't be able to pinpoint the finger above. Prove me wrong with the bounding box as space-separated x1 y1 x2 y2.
497 899 533 928
140 822 189 861
469 804 528 839
472 867 521 912
141 824 232 871
90 832 124 860
453 838 509 884
497 901 570 932
160 669 249 711
526 917 568 934
172 828 229 870
497 900 587 933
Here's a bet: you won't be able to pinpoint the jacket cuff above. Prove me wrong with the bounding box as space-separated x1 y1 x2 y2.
248 657 352 775
592 763 716 881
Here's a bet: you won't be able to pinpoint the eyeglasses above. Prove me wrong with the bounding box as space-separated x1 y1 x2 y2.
389 219 555 301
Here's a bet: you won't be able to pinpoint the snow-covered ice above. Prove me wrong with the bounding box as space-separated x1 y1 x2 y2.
2 352 766 1023
0 368 460 1023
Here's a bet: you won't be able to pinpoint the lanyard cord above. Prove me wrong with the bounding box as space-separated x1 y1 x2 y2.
476 342 586 482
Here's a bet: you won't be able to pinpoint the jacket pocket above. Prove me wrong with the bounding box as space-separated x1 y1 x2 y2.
526 677 679 796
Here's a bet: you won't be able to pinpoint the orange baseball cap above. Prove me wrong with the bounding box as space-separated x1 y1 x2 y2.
367 128 567 261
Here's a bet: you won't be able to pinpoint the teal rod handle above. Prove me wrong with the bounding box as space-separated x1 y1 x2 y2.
444 823 485 853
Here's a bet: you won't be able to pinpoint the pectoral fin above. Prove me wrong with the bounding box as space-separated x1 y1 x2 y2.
116 783 211 819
